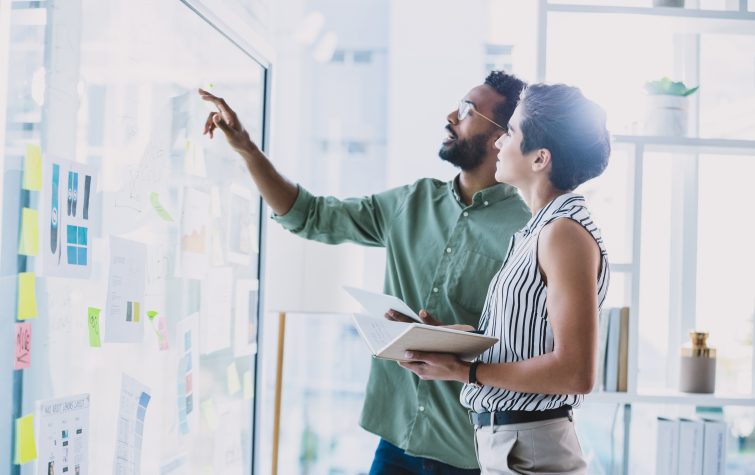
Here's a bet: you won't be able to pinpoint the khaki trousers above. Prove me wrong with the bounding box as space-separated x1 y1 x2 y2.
473 416 587 475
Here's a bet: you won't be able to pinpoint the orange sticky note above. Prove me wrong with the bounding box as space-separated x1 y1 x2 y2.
23 144 43 191
14 414 37 464
17 273 37 320
14 323 32 369
227 362 240 396
18 208 39 256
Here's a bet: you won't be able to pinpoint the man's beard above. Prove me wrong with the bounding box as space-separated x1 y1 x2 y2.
438 132 489 171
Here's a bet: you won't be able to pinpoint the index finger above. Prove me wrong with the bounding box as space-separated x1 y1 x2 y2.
198 88 235 117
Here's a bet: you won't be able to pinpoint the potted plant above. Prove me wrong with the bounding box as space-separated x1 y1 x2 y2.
643 77 699 137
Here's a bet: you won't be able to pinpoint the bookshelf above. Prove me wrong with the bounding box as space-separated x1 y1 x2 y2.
536 1 755 473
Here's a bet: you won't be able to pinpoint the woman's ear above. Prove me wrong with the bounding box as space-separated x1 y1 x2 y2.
531 149 552 172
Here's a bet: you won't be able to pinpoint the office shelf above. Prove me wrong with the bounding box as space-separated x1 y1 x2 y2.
547 4 755 36
612 134 755 155
587 390 755 407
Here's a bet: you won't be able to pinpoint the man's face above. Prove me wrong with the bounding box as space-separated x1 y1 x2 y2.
439 85 505 171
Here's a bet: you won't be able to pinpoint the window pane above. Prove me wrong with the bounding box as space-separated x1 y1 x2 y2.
696 154 755 395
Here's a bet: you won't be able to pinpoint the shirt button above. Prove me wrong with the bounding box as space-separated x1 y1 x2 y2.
433 287 438 293
484 201 489 206
418 406 425 412
446 248 452 254
463 211 469 217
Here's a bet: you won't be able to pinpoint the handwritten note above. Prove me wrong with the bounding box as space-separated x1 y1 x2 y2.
17 272 37 320
18 208 39 256
88 307 101 347
14 414 37 464
14 323 32 369
23 144 42 191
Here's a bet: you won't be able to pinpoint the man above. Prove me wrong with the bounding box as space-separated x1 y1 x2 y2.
199 70 530 474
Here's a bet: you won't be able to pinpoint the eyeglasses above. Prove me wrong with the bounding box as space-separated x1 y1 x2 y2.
458 100 506 130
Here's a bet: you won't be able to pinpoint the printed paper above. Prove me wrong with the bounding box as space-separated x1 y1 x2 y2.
36 393 90 475
114 374 151 475
105 237 147 343
40 158 98 278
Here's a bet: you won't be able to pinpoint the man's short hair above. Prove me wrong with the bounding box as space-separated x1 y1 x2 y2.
518 84 610 191
484 71 527 127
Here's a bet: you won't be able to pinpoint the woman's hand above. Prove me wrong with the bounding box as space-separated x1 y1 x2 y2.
199 88 256 154
399 351 470 383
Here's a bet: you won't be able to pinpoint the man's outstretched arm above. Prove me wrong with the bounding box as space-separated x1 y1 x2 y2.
199 88 298 216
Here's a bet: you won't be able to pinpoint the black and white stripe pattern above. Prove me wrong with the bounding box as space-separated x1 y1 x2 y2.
461 193 609 412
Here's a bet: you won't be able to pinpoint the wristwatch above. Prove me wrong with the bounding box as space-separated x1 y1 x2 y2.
468 361 482 387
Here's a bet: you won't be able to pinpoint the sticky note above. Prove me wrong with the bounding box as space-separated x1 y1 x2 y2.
201 399 219 431
17 273 37 320
14 323 32 370
149 192 174 222
243 371 253 400
227 362 240 396
88 307 101 347
18 208 39 256
23 144 42 191
14 414 37 464
157 317 169 351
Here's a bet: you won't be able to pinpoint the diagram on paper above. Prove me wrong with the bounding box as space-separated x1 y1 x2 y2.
40 158 98 279
105 237 147 343
176 314 200 436
36 393 90 475
114 374 151 475
176 188 210 279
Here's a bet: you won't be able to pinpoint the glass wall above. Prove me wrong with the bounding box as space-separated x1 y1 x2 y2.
1 1 269 473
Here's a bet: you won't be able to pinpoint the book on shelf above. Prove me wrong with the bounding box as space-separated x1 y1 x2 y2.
678 418 704 475
351 313 498 362
701 418 726 475
598 307 629 392
656 417 680 475
593 307 612 392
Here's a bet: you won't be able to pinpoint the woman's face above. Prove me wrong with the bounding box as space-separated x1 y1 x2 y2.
494 105 533 186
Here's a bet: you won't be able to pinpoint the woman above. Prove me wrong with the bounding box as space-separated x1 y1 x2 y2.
399 83 610 474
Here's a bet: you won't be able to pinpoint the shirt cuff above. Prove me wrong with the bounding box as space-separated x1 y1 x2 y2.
270 185 313 231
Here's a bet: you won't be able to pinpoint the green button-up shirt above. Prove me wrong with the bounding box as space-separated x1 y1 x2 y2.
273 176 530 469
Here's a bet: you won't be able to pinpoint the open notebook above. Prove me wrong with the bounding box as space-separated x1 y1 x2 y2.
344 287 497 362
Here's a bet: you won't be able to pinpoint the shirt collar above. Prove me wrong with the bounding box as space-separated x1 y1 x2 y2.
448 174 520 207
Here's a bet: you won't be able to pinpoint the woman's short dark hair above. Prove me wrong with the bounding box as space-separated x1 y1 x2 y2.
518 84 610 191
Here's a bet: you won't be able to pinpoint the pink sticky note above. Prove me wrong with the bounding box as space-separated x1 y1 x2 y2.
15 323 32 369
157 317 170 351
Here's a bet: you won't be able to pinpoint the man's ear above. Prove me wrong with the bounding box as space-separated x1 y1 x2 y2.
531 148 552 172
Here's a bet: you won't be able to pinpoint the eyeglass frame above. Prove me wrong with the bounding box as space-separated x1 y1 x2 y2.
457 100 506 130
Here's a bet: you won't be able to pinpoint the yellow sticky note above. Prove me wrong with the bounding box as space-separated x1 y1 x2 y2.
23 144 43 191
243 371 253 400
14 414 37 464
18 273 38 320
227 362 241 396
201 399 219 431
18 208 39 256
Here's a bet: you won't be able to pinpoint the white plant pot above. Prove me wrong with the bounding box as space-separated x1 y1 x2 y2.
643 94 689 137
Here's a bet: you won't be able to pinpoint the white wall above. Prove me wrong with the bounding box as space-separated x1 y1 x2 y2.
386 0 488 187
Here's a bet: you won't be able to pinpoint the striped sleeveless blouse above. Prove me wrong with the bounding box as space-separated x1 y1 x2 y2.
461 193 609 412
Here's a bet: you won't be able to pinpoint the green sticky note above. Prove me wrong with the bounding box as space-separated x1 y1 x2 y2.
23 144 42 191
18 208 39 256
201 399 219 431
14 414 37 464
227 362 241 396
149 192 174 222
88 307 101 347
17 272 37 320
243 371 253 400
